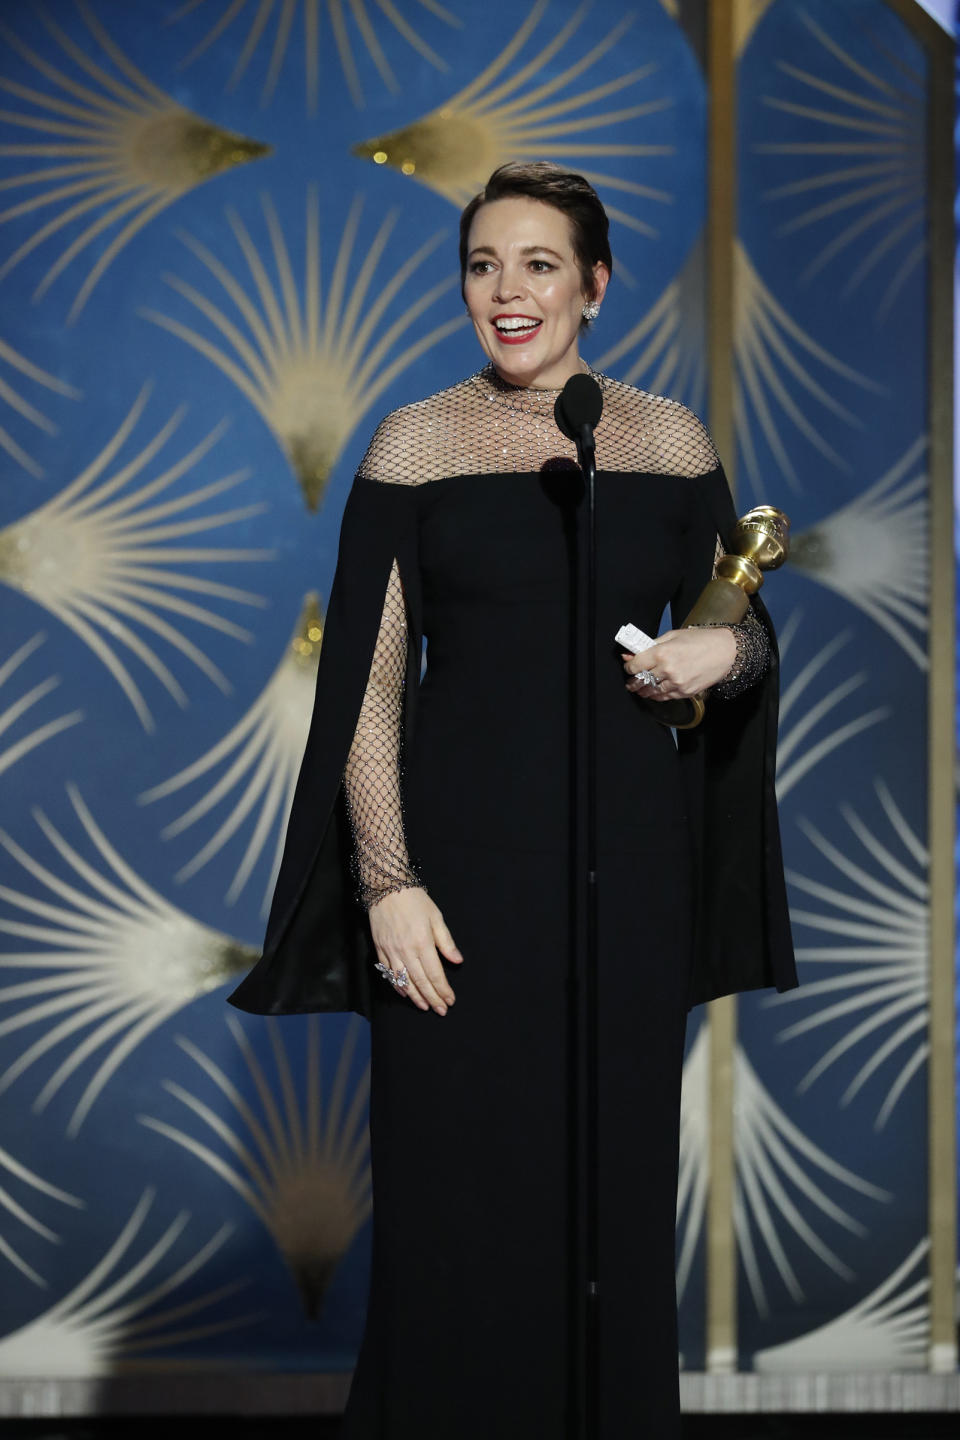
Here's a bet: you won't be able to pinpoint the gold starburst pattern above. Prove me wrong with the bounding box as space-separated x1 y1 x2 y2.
139 593 322 915
352 0 675 236
142 188 466 511
0 784 256 1137
735 242 883 496
0 631 83 778
677 1026 889 1316
734 0 776 54
0 1140 83 1288
0 335 80 478
0 1 270 321
596 231 706 412
0 384 274 732
790 436 928 670
141 1014 371 1318
769 780 928 1132
756 6 925 325
776 609 889 801
170 0 461 112
0 1187 256 1373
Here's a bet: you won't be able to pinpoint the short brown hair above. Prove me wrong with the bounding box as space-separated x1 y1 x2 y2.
459 162 612 317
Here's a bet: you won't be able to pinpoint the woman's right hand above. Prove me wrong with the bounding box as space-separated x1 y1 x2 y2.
368 887 464 1015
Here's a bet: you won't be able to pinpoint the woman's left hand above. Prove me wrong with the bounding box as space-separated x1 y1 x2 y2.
622 627 736 701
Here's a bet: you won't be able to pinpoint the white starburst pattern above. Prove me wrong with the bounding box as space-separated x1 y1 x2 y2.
0 783 257 1138
138 593 322 915
677 1027 890 1317
755 1239 930 1370
140 1014 371 1318
141 187 466 512
169 0 461 111
0 0 269 322
596 230 706 413
353 0 675 236
0 631 83 778
790 436 928 670
734 242 884 497
767 779 928 1132
0 383 274 732
0 335 80 478
0 1187 258 1374
756 5 925 326
775 608 889 801
0 1140 83 1289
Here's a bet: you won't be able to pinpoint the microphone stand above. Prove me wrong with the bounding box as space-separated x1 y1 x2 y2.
572 417 599 1440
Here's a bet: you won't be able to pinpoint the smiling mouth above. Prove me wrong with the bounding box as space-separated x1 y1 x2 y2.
492 316 542 344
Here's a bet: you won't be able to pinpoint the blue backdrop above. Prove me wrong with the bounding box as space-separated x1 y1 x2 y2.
0 0 948 1383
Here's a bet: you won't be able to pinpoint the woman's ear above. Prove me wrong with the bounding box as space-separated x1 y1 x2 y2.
590 262 610 306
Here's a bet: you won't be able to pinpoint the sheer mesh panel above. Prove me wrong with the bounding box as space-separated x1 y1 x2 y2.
357 364 721 483
343 365 769 910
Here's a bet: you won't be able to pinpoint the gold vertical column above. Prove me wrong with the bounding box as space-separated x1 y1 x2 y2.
886 0 958 1376
705 0 738 1376
921 9 957 1379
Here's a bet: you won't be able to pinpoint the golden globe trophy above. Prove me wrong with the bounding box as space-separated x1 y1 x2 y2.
655 505 791 730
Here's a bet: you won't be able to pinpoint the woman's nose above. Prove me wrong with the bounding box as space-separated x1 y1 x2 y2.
493 268 524 303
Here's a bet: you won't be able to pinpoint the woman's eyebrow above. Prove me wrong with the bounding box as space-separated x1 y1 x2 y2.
467 244 565 259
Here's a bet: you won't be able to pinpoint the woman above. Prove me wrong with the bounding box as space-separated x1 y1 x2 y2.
229 163 796 1437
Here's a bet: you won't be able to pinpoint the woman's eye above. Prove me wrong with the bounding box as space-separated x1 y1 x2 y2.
529 260 554 272
469 261 494 274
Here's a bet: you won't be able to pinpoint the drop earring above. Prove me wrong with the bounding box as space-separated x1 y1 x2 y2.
582 300 600 322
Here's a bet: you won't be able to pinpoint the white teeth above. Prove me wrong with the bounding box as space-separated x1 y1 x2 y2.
493 317 541 333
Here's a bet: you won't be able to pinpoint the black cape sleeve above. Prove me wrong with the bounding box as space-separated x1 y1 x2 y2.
672 465 798 1008
226 476 422 1019
227 465 796 1018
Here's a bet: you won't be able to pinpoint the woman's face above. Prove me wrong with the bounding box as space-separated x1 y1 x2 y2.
463 196 608 390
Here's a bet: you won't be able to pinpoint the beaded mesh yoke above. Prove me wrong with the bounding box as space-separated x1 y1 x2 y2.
343 365 770 910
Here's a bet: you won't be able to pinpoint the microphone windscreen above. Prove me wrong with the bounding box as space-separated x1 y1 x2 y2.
554 373 603 440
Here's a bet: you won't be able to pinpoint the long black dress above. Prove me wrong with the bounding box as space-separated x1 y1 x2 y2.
228 365 797 1437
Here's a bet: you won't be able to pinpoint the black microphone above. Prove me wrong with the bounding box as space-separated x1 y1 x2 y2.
554 372 603 447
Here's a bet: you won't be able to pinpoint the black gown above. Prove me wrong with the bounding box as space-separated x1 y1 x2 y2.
228 366 797 1437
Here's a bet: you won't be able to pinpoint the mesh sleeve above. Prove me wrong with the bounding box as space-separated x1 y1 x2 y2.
690 537 771 699
342 557 424 911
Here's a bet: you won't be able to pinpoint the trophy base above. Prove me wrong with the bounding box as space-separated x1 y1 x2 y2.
648 694 705 730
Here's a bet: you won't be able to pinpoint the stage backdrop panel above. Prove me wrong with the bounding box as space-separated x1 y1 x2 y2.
0 0 953 1391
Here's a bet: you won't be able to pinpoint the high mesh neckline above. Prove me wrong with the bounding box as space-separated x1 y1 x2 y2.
357 367 720 485
468 361 604 410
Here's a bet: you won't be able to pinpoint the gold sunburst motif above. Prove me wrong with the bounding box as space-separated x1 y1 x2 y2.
0 631 83 778
0 1187 257 1374
0 384 274 733
756 6 925 325
596 231 706 412
755 1239 930 1371
677 1026 890 1316
138 592 322 915
140 1014 371 1318
775 609 889 801
0 783 256 1138
790 436 928 670
0 1 269 322
0 1140 83 1288
170 0 461 112
0 335 81 478
352 0 675 237
734 0 776 54
769 780 928 1132
142 188 466 512
735 242 883 496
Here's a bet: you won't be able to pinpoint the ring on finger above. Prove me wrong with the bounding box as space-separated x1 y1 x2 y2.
393 966 409 990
